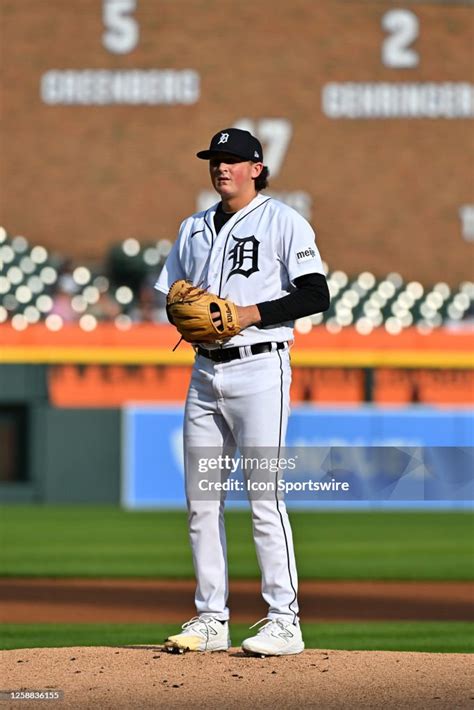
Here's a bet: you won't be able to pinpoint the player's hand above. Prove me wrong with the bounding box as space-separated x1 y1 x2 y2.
236 305 261 329
211 311 222 328
212 305 260 330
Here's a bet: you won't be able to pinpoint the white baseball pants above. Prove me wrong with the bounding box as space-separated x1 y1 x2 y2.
183 347 299 623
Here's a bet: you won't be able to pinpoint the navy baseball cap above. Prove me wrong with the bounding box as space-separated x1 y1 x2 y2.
196 128 263 162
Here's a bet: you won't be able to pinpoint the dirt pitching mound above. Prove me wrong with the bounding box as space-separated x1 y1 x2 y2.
2 646 472 709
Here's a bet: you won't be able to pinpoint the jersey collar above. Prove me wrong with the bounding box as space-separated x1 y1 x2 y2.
205 193 269 226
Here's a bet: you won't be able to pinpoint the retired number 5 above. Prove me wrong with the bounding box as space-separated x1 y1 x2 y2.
102 0 139 54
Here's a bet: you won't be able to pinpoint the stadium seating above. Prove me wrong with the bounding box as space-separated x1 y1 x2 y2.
0 227 472 333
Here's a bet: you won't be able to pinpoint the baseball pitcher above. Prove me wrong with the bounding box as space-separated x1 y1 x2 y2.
155 128 330 656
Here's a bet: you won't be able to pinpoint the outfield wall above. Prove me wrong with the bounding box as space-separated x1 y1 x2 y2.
0 362 471 506
122 405 473 511
0 365 121 503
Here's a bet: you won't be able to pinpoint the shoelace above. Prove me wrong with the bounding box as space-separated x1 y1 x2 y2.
182 616 201 630
248 617 291 637
181 615 218 644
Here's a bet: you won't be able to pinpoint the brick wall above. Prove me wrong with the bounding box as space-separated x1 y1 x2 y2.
1 0 472 283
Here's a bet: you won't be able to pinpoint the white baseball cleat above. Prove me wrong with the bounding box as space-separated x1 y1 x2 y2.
241 617 305 657
164 615 231 653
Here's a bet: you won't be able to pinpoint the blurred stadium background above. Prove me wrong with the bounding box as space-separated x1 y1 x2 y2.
0 0 473 502
0 0 472 659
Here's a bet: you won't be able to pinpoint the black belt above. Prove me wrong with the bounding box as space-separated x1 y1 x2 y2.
197 341 286 363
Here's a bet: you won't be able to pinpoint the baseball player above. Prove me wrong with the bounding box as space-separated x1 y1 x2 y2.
155 128 329 656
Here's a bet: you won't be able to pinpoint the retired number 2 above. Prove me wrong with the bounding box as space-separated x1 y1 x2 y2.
382 9 419 68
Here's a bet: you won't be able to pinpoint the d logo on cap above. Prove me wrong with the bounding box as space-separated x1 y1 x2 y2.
196 128 264 163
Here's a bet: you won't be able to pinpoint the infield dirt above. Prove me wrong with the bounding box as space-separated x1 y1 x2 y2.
1 579 472 623
2 645 473 709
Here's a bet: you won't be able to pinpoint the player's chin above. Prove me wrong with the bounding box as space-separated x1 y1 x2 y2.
214 180 233 195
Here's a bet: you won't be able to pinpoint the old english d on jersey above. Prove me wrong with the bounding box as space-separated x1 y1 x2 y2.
155 194 324 347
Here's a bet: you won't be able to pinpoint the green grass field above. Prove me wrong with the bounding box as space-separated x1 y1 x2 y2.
1 622 473 653
1 506 472 653
0 506 472 580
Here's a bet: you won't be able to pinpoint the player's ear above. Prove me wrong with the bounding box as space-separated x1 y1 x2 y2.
251 162 264 178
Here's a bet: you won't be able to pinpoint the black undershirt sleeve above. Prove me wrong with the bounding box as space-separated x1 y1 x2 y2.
256 272 330 327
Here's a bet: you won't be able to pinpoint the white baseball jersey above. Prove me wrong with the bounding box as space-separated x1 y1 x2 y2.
155 193 324 346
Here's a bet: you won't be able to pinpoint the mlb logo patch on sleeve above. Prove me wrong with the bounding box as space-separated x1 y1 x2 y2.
295 246 317 263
